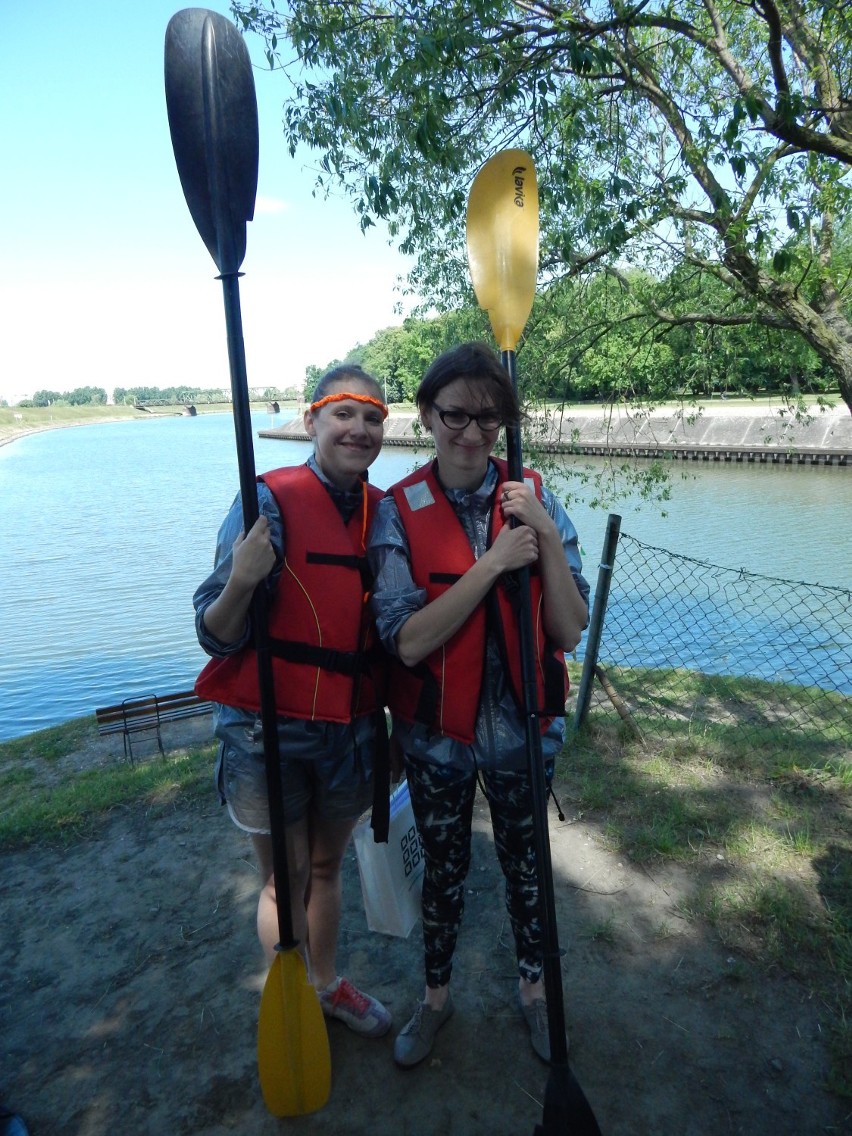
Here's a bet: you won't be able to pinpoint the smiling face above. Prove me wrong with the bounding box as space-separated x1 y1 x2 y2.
304 377 385 489
420 377 503 490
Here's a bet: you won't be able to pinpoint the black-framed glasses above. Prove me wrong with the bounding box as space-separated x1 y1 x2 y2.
433 403 503 431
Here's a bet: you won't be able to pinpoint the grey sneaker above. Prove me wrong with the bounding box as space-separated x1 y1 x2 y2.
393 994 455 1067
519 995 569 1063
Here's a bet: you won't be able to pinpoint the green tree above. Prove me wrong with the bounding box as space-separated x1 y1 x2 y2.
356 310 492 400
520 270 680 402
303 363 324 398
304 359 350 399
31 389 63 407
67 386 107 406
235 0 852 413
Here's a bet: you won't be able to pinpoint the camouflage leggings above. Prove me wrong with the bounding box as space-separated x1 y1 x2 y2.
405 755 543 988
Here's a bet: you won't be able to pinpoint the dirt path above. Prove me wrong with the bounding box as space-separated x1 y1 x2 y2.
1 722 848 1135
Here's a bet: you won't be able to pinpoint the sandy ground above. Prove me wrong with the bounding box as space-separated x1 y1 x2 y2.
1 718 849 1136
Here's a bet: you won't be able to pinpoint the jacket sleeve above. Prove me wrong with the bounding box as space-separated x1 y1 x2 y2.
367 494 427 657
193 483 285 658
541 486 591 621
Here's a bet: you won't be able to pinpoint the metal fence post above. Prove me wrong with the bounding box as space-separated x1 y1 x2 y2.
573 513 622 732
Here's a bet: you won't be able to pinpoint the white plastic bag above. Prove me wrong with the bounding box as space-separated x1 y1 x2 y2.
353 779 424 938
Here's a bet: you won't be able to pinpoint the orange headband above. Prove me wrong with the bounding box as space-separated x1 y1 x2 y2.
309 392 388 419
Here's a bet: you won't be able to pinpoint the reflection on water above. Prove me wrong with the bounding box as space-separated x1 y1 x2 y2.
0 413 848 740
550 457 850 590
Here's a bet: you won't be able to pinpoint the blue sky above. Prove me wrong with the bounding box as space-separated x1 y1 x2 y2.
0 1 414 405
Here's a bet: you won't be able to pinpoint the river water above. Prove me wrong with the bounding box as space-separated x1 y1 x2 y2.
0 412 849 740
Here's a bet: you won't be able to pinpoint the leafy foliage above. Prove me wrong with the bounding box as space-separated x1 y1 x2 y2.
315 308 492 400
29 387 108 407
233 0 852 412
30 389 64 407
319 279 832 405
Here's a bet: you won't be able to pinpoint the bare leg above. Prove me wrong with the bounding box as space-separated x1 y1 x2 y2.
251 814 356 987
302 813 358 990
423 983 449 1010
251 821 310 967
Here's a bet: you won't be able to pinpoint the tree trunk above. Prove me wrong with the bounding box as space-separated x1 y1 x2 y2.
725 249 852 414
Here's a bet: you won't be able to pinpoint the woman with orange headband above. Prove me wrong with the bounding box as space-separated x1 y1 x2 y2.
193 364 392 1041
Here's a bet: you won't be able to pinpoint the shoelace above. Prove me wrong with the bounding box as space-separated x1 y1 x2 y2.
401 1004 425 1035
334 978 370 1013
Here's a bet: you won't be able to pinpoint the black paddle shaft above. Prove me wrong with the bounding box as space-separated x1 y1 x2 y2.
221 275 298 953
502 350 602 1136
502 350 569 1061
165 8 296 953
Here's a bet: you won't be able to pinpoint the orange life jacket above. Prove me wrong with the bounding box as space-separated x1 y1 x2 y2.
387 458 567 743
195 464 385 722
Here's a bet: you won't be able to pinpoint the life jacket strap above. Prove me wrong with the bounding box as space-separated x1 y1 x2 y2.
305 551 361 568
304 550 375 593
412 661 441 727
369 710 391 843
543 649 569 715
268 637 366 677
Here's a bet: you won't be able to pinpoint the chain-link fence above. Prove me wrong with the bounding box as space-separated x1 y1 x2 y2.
574 521 851 761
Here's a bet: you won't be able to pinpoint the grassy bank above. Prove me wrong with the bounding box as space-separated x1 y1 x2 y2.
561 664 851 1097
0 401 303 446
0 403 144 444
0 718 215 850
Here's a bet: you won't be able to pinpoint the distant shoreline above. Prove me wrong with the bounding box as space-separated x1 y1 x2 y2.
3 398 849 460
0 406 234 450
0 417 137 450
0 402 312 450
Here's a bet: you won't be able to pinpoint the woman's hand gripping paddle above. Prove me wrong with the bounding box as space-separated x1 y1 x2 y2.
164 9 330 1116
466 151 602 1136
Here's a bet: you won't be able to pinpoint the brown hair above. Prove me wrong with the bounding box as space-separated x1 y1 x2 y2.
416 342 520 425
310 364 383 405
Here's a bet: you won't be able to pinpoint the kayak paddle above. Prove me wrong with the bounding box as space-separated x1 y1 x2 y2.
164 8 331 1115
466 149 602 1136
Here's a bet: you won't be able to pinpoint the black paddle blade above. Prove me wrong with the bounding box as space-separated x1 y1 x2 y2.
164 8 258 274
533 1062 602 1136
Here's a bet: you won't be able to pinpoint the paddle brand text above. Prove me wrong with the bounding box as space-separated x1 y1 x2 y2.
512 166 527 208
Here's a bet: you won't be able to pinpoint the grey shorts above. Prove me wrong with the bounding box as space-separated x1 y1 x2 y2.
215 715 376 833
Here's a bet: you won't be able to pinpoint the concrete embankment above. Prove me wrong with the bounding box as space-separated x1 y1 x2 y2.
260 402 851 465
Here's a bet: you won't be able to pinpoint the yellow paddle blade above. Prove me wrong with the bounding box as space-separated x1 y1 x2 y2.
466 149 539 353
257 950 331 1116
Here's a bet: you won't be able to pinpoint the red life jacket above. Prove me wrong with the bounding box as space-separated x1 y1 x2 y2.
388 458 568 744
195 464 385 722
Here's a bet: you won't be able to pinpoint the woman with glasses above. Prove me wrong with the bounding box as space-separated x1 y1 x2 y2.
368 341 590 1068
